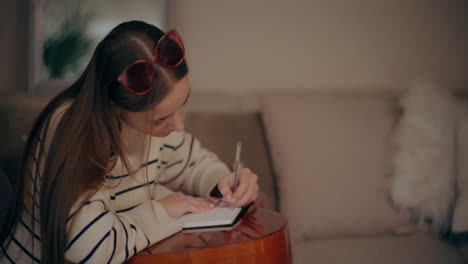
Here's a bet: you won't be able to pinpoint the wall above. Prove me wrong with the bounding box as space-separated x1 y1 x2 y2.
42 0 168 81
1 0 467 95
169 0 468 94
0 0 29 92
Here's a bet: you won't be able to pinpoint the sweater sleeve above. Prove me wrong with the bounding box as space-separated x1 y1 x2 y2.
158 131 231 198
65 190 182 264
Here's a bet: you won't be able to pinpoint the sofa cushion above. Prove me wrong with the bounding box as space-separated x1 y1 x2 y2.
261 92 409 241
292 233 464 264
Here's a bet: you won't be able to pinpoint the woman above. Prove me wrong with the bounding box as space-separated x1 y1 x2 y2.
0 20 259 264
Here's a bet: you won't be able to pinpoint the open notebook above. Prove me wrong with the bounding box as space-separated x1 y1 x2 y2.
179 204 251 229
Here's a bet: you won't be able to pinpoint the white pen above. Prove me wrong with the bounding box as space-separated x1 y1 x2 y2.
232 140 242 198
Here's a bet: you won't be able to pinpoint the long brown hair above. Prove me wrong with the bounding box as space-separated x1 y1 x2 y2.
0 20 188 263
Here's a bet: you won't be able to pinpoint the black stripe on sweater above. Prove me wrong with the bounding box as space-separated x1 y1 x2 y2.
78 229 112 264
66 201 93 223
23 206 40 224
164 160 183 170
11 236 40 263
130 224 150 247
116 204 140 213
31 150 42 243
106 173 130 180
163 133 185 151
32 156 43 181
105 158 159 180
145 158 160 166
115 180 155 196
107 228 117 264
65 211 109 251
31 155 42 196
1 244 15 264
116 217 129 260
26 191 40 209
31 174 41 196
160 135 195 185
19 218 41 241
38 136 47 159
163 144 176 150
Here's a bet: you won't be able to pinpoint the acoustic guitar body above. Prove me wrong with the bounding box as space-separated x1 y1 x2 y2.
126 207 292 264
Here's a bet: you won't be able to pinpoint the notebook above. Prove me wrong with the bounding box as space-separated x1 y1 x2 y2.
179 204 251 230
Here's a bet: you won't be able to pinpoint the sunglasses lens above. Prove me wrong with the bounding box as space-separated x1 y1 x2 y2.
156 31 184 67
118 30 184 95
123 62 155 94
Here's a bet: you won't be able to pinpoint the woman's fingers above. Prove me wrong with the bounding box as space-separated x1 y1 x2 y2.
214 168 260 207
218 173 234 201
233 180 258 207
196 197 215 207
159 193 216 218
186 196 215 213
232 169 253 200
232 172 249 201
232 169 258 207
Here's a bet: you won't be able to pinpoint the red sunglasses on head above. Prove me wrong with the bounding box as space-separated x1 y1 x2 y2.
117 29 185 95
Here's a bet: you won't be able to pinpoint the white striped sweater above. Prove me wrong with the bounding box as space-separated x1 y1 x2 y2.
1 102 230 263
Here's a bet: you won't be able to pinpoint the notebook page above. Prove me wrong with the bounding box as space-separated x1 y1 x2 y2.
179 207 242 229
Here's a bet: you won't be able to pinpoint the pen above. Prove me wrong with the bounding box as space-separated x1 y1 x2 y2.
232 140 242 200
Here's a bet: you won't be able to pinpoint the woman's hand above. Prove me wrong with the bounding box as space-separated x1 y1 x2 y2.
158 192 215 219
217 168 259 208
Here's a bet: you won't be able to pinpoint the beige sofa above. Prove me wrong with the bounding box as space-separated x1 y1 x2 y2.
259 92 468 264
1 91 467 264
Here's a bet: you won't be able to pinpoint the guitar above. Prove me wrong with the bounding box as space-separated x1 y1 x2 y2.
126 205 292 264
